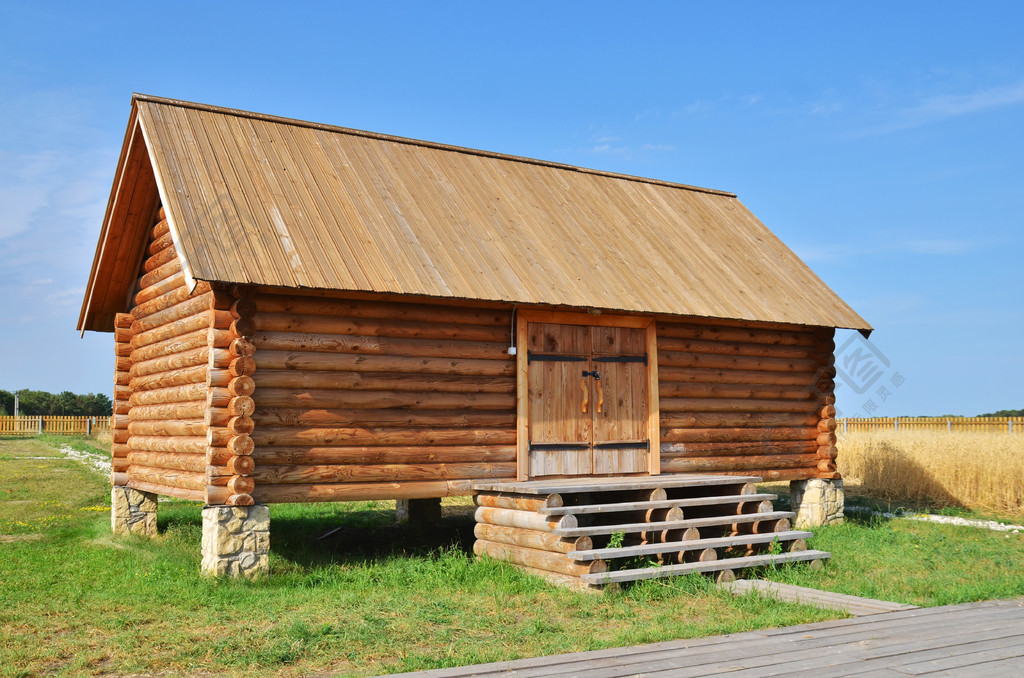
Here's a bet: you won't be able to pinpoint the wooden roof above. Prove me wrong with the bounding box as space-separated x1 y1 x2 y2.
79 94 871 333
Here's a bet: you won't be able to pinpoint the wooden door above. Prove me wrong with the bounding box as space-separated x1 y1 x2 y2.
525 322 650 478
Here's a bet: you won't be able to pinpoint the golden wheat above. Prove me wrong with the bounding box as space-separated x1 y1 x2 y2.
837 431 1024 516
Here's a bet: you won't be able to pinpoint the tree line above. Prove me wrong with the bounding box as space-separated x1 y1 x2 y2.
0 390 113 417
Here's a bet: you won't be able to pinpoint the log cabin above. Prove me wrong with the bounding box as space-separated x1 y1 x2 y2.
80 94 870 580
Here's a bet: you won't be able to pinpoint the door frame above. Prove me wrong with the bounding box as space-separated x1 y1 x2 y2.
516 310 660 481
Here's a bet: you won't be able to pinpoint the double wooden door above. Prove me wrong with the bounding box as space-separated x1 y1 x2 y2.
525 321 650 478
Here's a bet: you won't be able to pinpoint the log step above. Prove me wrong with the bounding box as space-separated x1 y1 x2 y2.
568 530 815 561
580 550 832 585
554 510 796 537
538 493 778 516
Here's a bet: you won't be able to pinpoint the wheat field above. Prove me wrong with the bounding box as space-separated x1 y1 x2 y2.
837 431 1024 516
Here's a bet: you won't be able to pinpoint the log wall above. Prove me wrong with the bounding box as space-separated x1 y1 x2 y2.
246 292 518 503
657 320 837 481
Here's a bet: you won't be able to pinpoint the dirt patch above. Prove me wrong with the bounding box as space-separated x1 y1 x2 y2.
0 533 44 543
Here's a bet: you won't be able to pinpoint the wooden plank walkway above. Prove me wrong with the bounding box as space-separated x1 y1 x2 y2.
721 580 920 616
378 598 1024 677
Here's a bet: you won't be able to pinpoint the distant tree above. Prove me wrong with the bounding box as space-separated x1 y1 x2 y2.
1 389 113 416
979 408 1024 417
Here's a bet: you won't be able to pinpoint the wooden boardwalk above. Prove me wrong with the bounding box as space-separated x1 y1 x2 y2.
381 598 1024 677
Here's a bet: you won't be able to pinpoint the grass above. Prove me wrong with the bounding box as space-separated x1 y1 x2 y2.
837 430 1024 517
2 435 1024 676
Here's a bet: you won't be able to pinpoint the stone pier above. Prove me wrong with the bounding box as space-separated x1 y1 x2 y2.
790 478 845 528
111 487 158 537
201 505 270 577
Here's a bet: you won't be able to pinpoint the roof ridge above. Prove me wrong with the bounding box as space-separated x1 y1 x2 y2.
131 93 737 198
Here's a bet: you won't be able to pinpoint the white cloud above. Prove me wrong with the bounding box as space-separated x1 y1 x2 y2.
642 143 676 152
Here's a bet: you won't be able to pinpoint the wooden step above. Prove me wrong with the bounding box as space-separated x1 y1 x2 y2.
568 530 814 561
720 580 919 616
538 493 778 516
554 510 796 537
472 474 762 496
580 550 832 584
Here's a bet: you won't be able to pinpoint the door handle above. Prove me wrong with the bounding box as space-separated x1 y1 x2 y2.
580 378 589 413
582 371 603 414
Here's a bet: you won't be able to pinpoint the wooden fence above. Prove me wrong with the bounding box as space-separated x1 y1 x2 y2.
838 417 1023 434
0 416 112 437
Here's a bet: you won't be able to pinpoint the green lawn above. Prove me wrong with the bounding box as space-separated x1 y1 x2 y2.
2 436 1023 677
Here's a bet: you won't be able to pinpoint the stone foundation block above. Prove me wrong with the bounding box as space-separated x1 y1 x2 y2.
111 487 158 537
790 478 845 528
201 505 270 578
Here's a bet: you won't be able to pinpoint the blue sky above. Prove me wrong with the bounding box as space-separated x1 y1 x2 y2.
1 1 1021 417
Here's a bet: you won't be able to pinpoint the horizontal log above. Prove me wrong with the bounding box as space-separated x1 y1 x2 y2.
251 426 515 447
817 431 837 445
112 443 130 458
128 436 207 455
137 258 183 293
229 357 256 377
115 328 133 344
474 492 563 511
251 407 516 429
130 310 232 350
128 419 207 437
252 462 516 484
817 445 838 460
254 350 515 377
226 456 255 475
208 369 230 388
113 384 132 401
253 387 514 411
660 412 819 429
251 330 510 361
229 317 255 339
230 337 255 358
208 388 232 409
251 480 473 503
131 284 195 322
134 271 185 307
112 457 130 472
253 313 508 343
660 397 820 414
130 291 218 336
128 464 206 492
128 401 207 421
252 445 516 466
661 440 818 456
821 404 837 418
251 294 509 327
228 416 254 435
142 240 179 274
114 372 130 386
112 429 130 445
131 328 231 364
659 366 821 387
148 230 174 256
130 383 207 407
112 471 129 486
128 479 205 502
713 468 818 482
130 364 209 392
473 523 588 553
659 382 822 401
227 476 255 495
115 341 133 358
228 397 255 417
227 376 255 397
661 427 820 443
657 336 831 360
252 370 515 394
475 506 576 532
115 313 134 329
656 322 820 347
131 346 228 378
113 414 130 428
206 408 230 427
227 493 255 506
227 435 254 456
473 540 605 577
115 356 132 372
231 297 256 319
662 454 819 473
818 418 838 433
114 400 130 417
128 450 206 473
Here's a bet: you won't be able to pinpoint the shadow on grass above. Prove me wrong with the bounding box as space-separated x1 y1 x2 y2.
157 499 479 570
